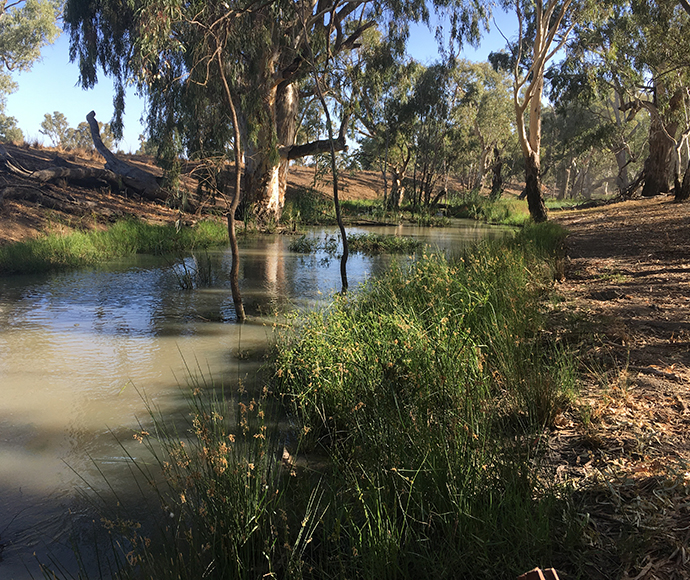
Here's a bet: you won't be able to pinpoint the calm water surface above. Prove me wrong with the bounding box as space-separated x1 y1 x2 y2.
0 222 508 578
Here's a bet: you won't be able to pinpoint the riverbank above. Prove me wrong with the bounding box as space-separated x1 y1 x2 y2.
0 143 531 248
3 147 689 578
68 196 689 580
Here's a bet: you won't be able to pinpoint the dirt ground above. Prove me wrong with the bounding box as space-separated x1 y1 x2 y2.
1 146 689 578
0 146 387 246
549 198 690 580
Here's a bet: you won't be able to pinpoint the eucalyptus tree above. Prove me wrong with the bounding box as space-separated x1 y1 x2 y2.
63 120 117 150
350 33 420 209
408 62 463 207
0 0 60 95
40 111 70 147
546 58 650 197
556 0 690 200
618 0 690 201
0 0 60 144
0 104 21 142
490 0 600 221
453 60 514 194
64 0 485 221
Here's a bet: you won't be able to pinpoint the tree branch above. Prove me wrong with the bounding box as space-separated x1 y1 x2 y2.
283 133 347 159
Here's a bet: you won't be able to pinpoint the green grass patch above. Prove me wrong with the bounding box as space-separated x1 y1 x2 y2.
269 222 581 577
289 233 422 256
446 197 530 226
0 219 228 275
45 221 592 580
348 233 422 254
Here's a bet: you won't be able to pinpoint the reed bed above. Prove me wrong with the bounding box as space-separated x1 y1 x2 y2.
274 222 576 577
289 232 421 255
0 219 228 275
44 222 586 580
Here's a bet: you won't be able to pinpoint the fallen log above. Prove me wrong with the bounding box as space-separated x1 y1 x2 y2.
86 111 165 201
31 166 122 189
0 143 33 177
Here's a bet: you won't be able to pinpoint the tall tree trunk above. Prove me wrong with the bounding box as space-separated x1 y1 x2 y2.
382 132 389 207
240 79 299 223
299 14 348 293
677 161 690 201
614 146 630 194
511 0 573 222
559 158 574 200
389 166 405 210
387 148 410 210
217 43 246 322
489 146 503 201
473 122 491 191
641 114 675 197
525 153 548 222
612 92 631 194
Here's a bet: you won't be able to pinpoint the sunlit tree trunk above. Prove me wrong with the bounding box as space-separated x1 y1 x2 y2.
511 0 574 222
489 146 503 201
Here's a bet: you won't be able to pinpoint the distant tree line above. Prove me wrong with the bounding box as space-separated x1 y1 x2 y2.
0 0 688 221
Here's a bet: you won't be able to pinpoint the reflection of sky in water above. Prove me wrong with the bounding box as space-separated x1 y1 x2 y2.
0 220 509 579
0 221 510 342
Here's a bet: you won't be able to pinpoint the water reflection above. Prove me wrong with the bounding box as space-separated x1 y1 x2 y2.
0 221 508 578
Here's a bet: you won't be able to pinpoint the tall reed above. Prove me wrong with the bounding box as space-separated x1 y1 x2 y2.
45 222 582 580
0 219 228 275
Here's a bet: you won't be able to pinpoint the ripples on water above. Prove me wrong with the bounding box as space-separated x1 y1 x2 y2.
0 222 508 578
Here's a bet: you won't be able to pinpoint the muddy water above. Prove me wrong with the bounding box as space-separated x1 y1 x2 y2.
0 222 506 578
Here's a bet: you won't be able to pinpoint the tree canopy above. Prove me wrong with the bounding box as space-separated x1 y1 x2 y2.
64 0 487 219
0 0 60 143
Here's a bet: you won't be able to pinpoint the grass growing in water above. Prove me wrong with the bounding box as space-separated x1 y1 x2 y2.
0 219 228 275
47 222 589 580
274 222 578 577
289 233 421 256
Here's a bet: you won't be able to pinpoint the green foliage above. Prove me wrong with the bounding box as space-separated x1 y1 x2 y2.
282 187 336 226
548 0 690 197
0 0 60 96
444 191 530 226
39 111 69 146
136 132 157 156
272 224 577 577
289 233 421 255
348 233 422 254
62 120 118 151
0 219 228 275
0 103 22 142
0 0 59 143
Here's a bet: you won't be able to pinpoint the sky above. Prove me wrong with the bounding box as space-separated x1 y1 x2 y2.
5 10 516 153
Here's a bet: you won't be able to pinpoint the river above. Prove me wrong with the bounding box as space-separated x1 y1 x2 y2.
0 222 507 579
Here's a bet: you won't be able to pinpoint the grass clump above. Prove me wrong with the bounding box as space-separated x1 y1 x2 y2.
282 187 336 226
289 233 421 256
446 195 530 226
0 219 228 275
60 384 318 580
272 222 579 577
348 233 422 254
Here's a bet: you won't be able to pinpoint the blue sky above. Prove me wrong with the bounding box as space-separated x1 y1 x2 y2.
6 10 515 153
